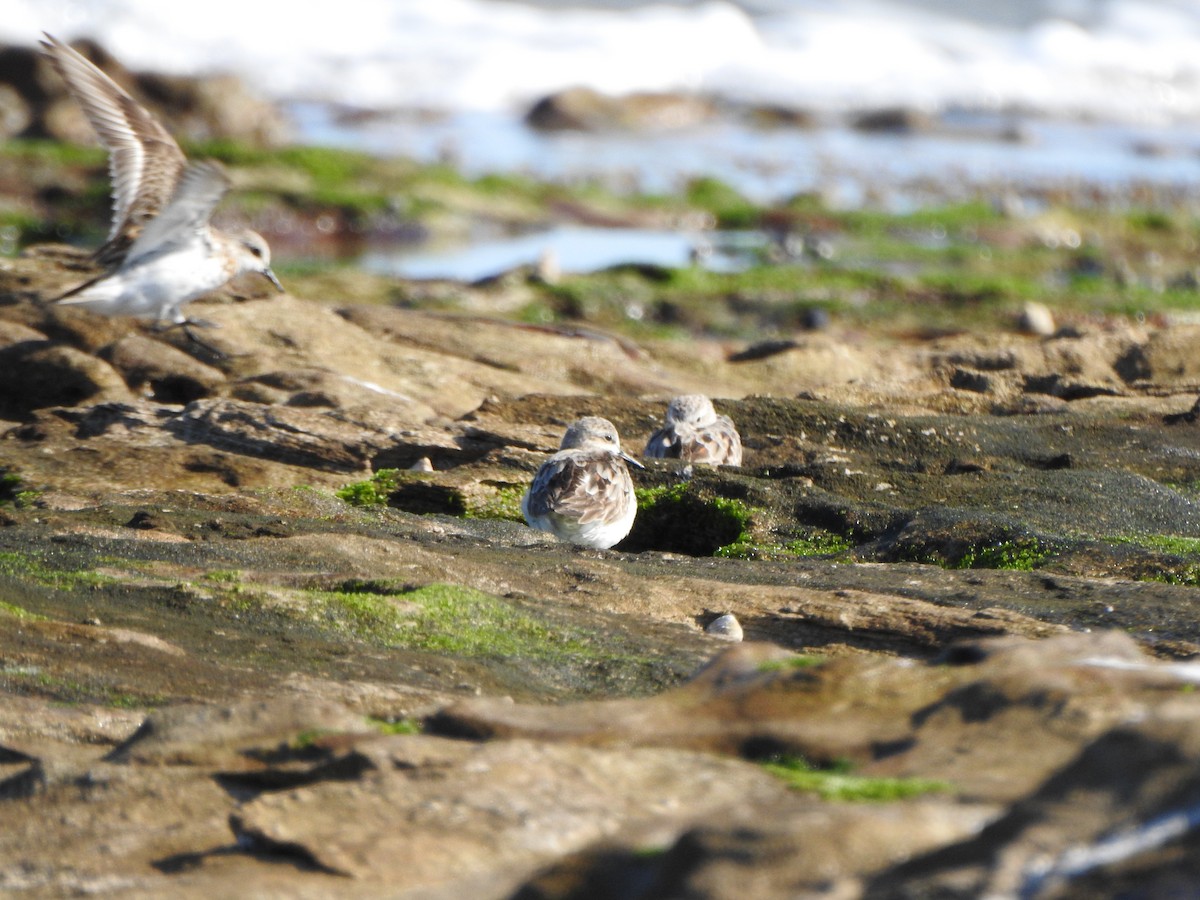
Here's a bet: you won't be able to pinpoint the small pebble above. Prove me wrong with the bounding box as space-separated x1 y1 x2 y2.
410 457 434 472
1018 301 1056 336
706 613 743 642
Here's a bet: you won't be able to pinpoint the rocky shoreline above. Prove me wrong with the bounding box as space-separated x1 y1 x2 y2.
2 40 1200 895
1 232 1200 894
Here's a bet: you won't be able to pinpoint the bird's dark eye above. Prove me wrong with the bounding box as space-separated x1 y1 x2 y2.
247 245 263 258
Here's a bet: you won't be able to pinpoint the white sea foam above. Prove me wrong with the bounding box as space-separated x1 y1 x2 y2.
8 0 1200 123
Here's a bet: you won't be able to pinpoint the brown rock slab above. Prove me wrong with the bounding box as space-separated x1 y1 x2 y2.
430 642 958 761
851 106 935 133
0 693 144 750
0 340 132 416
1132 324 1200 385
0 763 235 895
134 71 290 147
102 333 226 403
0 317 45 347
336 304 679 400
517 799 991 900
167 398 384 474
526 87 716 132
3 36 287 147
432 632 1187 803
232 735 786 887
868 705 1200 898
0 82 31 138
106 697 372 767
882 631 1163 801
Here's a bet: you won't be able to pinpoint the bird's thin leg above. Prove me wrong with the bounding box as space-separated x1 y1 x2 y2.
181 319 226 359
153 318 225 359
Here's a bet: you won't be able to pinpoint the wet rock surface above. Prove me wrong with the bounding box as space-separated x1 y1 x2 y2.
526 87 718 132
3 247 1200 896
0 37 289 147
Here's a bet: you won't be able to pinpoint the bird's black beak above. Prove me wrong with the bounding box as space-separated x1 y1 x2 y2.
262 268 284 292
621 451 646 470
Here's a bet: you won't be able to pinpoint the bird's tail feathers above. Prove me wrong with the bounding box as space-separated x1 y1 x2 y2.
53 272 119 305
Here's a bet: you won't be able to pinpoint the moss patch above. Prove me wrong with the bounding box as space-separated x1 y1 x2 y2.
313 582 599 660
1107 534 1200 557
336 468 404 507
340 471 525 520
463 483 527 522
952 538 1055 571
0 666 166 708
367 716 422 735
0 600 46 621
288 581 695 696
0 470 39 509
761 756 950 802
1103 534 1200 586
0 551 115 590
685 176 759 229
888 534 1056 572
1145 566 1200 587
717 530 853 561
757 655 824 673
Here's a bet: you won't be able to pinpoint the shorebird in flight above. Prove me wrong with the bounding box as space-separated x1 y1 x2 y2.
40 34 282 348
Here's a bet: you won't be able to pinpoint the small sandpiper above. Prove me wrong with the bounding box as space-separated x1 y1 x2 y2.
40 34 283 345
522 416 643 550
644 394 742 466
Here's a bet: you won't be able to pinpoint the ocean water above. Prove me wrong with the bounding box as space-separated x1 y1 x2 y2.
11 0 1200 121
7 0 1200 272
363 225 762 280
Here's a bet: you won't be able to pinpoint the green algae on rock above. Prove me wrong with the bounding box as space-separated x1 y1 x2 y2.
336 468 405 506
761 755 951 803
0 599 46 620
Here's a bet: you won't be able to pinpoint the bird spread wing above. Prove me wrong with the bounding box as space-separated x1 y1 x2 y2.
40 34 187 263
124 160 231 263
528 452 631 525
